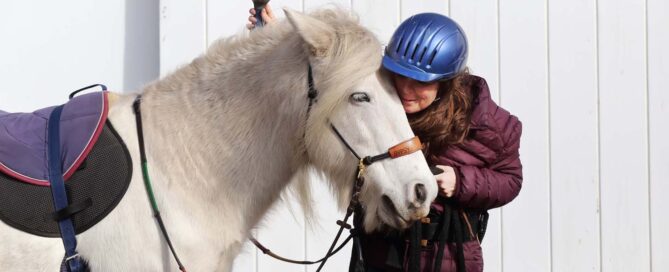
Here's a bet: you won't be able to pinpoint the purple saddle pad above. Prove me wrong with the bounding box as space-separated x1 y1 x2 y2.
0 92 108 186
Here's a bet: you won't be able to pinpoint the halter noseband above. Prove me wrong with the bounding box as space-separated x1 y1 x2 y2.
330 124 423 166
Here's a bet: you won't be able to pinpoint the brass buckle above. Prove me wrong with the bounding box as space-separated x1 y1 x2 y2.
357 159 366 179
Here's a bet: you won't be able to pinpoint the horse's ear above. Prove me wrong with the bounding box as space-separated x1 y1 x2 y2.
284 8 335 57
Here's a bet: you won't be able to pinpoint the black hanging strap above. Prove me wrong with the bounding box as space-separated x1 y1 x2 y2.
348 208 366 272
133 96 188 272
452 211 466 272
432 205 453 272
408 220 422 272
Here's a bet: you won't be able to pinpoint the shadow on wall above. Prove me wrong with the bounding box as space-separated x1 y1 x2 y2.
124 0 160 92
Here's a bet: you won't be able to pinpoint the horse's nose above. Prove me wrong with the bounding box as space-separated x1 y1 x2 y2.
414 183 427 204
407 181 432 219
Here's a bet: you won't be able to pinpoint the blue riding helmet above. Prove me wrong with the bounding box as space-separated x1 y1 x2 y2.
383 13 468 82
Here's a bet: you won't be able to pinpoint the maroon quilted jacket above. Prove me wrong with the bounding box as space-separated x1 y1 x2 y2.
358 75 523 272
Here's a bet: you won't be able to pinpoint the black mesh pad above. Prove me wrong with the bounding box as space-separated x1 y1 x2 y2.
0 122 132 237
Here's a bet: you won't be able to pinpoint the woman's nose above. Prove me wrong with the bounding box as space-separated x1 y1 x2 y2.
397 84 412 95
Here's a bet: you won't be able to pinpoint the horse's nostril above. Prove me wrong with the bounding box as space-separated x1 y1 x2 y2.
414 183 427 204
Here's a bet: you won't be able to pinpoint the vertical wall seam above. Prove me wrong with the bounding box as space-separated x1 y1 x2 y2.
545 0 553 271
204 0 208 48
301 2 307 271
399 0 402 21
254 230 259 272
159 1 165 76
495 0 501 103
497 0 503 107
497 0 504 271
644 0 653 270
595 0 603 271
303 217 307 272
397 0 401 26
448 0 452 17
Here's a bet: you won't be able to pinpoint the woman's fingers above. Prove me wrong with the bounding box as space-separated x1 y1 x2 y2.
248 3 275 29
261 8 270 22
247 15 257 30
247 9 256 29
265 4 274 18
436 179 453 197
434 165 456 197
262 8 274 23
261 4 275 23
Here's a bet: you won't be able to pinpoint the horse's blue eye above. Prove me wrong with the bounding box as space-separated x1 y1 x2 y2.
350 92 370 103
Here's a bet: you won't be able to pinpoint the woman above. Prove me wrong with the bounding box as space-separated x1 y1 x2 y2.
248 7 522 272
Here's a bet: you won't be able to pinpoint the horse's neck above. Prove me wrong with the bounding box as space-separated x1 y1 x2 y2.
138 37 310 232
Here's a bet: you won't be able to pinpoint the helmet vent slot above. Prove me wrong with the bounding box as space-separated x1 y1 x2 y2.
428 49 438 66
403 24 419 57
418 47 428 64
396 37 404 53
410 43 421 61
403 40 411 57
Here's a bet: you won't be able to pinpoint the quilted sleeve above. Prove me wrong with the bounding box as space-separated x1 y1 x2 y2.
451 116 523 210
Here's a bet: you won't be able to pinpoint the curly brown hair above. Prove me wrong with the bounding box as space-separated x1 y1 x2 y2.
407 70 473 159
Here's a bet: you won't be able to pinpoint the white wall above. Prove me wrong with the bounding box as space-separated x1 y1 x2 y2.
159 1 668 272
0 0 159 111
3 1 665 271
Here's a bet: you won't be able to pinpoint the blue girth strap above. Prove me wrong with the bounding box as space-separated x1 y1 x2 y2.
48 105 85 272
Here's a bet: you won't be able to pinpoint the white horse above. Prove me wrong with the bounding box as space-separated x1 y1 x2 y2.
0 9 437 271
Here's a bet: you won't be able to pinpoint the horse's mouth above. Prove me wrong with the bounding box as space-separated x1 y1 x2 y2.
380 195 411 229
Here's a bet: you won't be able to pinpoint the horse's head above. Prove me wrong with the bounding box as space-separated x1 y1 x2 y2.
285 9 438 231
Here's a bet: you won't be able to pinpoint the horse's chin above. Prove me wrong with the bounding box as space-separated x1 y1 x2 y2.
376 209 412 230
364 197 413 231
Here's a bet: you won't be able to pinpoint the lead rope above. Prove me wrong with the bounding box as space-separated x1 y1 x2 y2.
133 96 187 272
432 205 452 272
249 162 365 270
315 161 366 272
251 64 366 271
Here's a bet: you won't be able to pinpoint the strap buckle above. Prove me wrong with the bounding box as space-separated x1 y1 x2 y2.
65 253 81 262
356 159 366 179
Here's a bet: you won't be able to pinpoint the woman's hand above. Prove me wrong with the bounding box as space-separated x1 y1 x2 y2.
435 165 457 198
246 4 276 30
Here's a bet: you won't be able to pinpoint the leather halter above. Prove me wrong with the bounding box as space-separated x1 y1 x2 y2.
330 124 423 166
304 65 422 167
252 64 424 271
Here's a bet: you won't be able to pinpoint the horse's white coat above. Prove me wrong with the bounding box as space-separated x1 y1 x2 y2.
0 9 437 271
